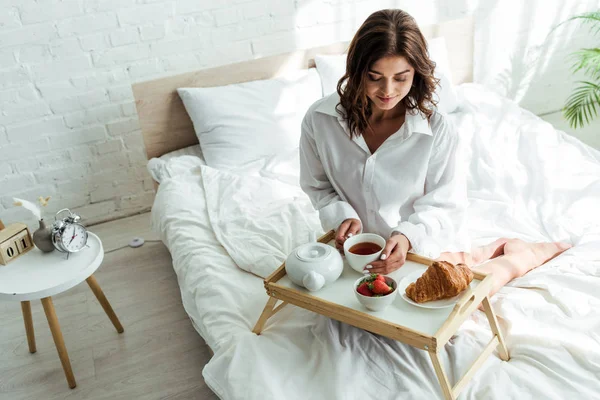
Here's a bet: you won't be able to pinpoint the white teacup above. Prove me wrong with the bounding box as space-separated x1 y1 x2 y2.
343 233 386 273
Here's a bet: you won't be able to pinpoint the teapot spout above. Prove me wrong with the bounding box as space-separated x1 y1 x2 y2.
302 271 325 292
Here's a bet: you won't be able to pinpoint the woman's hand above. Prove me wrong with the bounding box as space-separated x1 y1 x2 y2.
335 218 361 250
364 233 411 274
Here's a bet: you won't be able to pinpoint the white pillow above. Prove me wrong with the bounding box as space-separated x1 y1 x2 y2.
427 36 459 114
178 69 323 170
314 54 346 97
314 36 459 114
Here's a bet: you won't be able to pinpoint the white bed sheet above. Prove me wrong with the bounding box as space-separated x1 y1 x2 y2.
150 84 600 400
146 144 205 184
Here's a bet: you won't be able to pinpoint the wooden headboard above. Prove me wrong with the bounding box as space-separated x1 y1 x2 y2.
133 16 474 161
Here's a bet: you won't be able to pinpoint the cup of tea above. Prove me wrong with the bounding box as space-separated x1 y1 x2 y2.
343 233 386 273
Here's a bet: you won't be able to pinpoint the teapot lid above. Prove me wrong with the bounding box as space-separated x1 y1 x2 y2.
295 243 332 262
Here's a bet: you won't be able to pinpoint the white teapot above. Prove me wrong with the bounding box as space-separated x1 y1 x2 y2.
285 238 343 292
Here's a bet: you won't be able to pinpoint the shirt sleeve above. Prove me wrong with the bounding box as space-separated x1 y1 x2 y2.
299 113 361 232
392 115 468 258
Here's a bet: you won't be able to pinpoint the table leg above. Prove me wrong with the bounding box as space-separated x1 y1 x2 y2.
41 297 76 389
481 296 510 361
86 275 124 333
252 297 278 335
429 351 454 400
21 301 36 353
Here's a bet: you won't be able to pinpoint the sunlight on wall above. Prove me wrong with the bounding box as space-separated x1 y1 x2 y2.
293 0 441 53
472 0 598 113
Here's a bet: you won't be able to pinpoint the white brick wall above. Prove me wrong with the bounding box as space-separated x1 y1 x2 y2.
1 0 599 231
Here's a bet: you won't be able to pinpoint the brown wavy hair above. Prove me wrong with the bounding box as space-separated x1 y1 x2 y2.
337 9 439 137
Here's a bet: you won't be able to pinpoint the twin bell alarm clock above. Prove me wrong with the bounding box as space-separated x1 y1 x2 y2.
51 208 88 254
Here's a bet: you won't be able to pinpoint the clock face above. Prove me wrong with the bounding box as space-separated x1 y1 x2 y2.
60 223 87 252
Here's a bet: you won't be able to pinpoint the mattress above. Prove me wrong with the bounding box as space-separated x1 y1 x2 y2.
149 84 600 400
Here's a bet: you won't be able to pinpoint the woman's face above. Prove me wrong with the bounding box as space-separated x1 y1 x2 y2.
365 55 414 112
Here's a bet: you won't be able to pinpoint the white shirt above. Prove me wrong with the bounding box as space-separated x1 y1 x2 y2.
299 93 469 259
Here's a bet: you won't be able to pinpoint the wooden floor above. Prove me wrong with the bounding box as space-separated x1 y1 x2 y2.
0 213 219 400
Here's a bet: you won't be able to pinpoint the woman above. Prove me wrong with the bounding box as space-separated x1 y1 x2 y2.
299 9 571 296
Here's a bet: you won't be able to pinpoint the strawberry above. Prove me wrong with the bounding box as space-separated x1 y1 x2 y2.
357 282 373 297
371 279 392 295
375 274 385 282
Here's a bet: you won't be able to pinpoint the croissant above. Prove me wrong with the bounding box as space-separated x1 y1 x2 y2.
405 261 473 303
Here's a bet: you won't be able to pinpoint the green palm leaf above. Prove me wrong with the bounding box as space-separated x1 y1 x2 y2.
569 48 600 79
552 11 600 35
549 10 600 128
563 81 600 128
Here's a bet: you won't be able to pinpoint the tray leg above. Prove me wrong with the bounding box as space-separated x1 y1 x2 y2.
481 296 510 361
252 297 278 335
271 301 288 316
429 351 454 400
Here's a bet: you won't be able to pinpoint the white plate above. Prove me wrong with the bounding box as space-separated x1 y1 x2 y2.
398 270 460 309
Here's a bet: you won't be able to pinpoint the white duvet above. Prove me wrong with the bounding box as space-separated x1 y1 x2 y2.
151 84 600 400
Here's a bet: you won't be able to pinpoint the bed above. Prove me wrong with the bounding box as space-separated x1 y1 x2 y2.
133 16 600 400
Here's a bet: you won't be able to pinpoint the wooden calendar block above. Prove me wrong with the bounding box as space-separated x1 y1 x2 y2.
0 239 20 264
0 220 33 265
15 230 33 254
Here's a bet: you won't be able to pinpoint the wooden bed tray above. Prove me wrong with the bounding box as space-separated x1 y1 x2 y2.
252 230 510 400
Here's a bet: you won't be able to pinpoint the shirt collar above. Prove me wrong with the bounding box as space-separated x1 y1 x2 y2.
315 92 342 118
405 109 433 136
316 92 433 136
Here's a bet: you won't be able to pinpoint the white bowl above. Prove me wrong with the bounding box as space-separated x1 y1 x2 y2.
353 275 398 311
343 233 386 273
